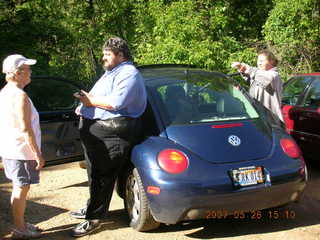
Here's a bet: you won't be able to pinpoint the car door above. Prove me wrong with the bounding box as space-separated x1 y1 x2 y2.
25 77 84 165
283 76 320 159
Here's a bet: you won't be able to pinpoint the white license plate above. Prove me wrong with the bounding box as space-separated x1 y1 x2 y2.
230 166 264 187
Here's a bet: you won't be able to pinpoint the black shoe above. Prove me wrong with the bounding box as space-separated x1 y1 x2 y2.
69 207 86 219
71 220 101 237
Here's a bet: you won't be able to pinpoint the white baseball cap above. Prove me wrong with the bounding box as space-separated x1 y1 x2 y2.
2 54 37 74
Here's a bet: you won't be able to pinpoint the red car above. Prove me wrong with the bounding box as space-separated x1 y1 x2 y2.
282 73 320 161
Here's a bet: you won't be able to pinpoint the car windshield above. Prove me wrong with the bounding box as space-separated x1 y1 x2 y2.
282 76 317 105
145 68 259 125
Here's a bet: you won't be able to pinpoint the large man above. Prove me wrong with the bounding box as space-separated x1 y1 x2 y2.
231 50 283 122
71 37 147 237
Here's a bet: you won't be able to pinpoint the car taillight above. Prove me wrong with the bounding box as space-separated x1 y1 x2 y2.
157 149 189 174
280 138 301 158
281 105 294 134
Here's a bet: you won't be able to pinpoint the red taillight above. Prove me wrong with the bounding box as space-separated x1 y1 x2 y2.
157 149 189 174
280 138 301 158
281 105 294 134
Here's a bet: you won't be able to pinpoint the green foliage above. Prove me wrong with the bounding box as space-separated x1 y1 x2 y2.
263 0 320 78
0 0 136 84
223 0 274 41
133 0 241 73
0 0 318 86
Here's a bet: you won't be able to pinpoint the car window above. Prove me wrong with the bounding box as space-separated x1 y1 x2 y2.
282 76 314 105
25 78 79 111
149 72 259 125
302 78 320 108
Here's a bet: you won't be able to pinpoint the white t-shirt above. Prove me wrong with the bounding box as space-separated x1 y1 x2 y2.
0 83 41 160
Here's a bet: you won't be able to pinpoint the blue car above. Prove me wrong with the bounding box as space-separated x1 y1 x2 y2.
115 65 307 231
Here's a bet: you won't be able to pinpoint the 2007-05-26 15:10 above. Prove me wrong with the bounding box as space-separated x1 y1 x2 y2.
206 209 296 220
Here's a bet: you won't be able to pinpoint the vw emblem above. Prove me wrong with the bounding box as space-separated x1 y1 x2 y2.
228 135 241 146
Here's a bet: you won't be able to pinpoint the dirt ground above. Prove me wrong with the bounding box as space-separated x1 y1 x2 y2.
1 160 320 240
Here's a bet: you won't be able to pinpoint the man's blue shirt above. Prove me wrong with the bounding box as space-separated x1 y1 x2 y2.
80 61 147 120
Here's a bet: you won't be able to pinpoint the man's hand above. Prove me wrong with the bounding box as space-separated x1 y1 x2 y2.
74 90 114 110
74 90 93 107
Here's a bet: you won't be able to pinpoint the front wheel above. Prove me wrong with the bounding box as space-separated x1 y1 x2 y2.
124 168 160 231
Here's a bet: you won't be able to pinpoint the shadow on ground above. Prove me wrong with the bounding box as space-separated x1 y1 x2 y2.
2 161 320 239
0 170 67 239
19 209 129 240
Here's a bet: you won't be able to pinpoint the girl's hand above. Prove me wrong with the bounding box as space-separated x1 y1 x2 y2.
36 156 45 170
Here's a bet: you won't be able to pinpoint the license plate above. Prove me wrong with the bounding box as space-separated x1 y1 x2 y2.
230 166 265 187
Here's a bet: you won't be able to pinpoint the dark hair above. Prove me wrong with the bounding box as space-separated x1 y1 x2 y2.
258 50 279 66
103 37 132 61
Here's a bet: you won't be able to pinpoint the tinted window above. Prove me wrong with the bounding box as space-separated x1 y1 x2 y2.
302 78 320 108
25 78 79 111
146 70 259 125
282 76 314 105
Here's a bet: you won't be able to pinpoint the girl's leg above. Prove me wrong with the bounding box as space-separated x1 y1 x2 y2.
11 184 30 230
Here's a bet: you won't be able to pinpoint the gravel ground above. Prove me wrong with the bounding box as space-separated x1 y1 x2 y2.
1 161 320 240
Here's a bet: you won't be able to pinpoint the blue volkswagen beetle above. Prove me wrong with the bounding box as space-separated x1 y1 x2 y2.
116 65 308 231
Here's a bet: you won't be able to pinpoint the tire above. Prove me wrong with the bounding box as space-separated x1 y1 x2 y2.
124 168 160 232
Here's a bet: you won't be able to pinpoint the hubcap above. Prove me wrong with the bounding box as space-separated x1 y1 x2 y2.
126 174 141 222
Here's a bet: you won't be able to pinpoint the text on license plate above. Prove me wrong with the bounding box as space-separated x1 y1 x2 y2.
230 166 264 187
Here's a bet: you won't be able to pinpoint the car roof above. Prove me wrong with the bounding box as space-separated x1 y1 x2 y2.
138 64 196 82
138 64 229 85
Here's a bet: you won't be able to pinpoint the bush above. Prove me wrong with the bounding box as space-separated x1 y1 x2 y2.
263 0 320 78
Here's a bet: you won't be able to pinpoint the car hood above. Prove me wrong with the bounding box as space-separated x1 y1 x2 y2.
165 119 273 164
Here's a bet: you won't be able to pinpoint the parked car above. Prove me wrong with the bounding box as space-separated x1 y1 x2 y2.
0 76 84 166
115 65 307 232
282 73 320 161
1 66 308 232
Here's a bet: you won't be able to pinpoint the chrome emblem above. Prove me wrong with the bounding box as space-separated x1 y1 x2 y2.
228 135 241 146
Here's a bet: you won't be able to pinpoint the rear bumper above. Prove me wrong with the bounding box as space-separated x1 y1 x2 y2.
141 170 306 224
180 180 305 222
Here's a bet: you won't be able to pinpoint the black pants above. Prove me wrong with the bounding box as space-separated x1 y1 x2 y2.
79 116 141 219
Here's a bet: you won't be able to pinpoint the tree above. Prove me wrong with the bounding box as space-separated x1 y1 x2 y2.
2 0 317 84
133 0 241 72
263 0 320 77
0 0 137 84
